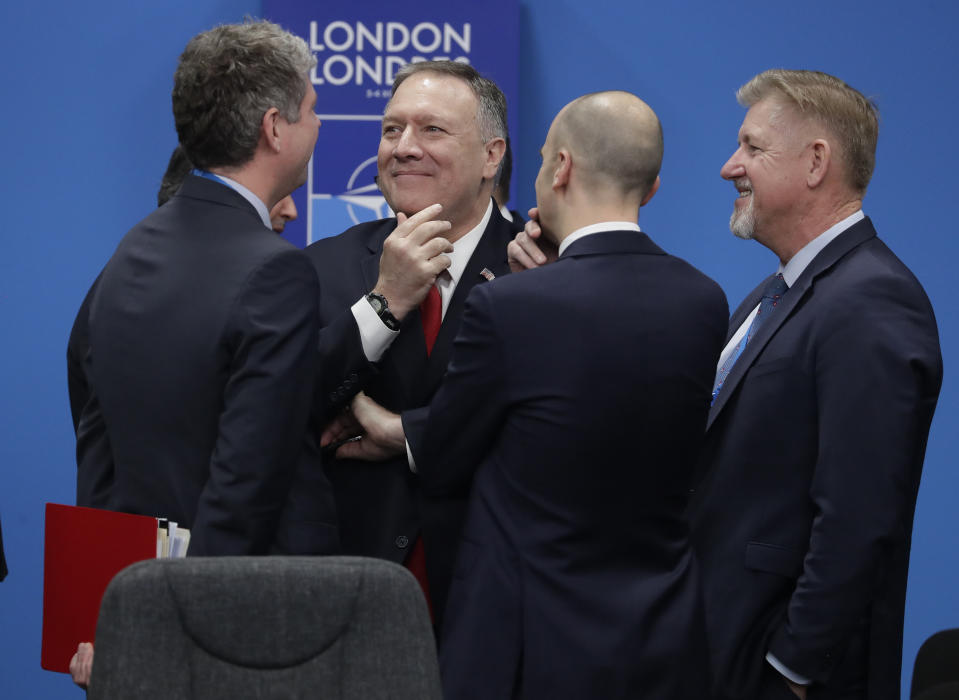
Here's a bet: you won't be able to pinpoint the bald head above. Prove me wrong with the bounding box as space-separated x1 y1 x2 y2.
552 91 663 200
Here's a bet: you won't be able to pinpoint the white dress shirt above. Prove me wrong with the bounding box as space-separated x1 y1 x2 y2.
557 221 641 257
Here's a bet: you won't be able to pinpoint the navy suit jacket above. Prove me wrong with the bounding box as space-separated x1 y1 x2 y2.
406 230 729 699
303 203 514 626
76 175 338 556
690 218 942 700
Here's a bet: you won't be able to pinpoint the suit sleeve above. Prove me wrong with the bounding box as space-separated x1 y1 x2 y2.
406 284 510 498
68 276 101 434
189 249 320 556
75 377 116 509
767 274 942 680
314 306 373 425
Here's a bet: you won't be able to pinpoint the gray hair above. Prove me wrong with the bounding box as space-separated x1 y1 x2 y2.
173 20 316 170
390 60 507 143
737 69 879 194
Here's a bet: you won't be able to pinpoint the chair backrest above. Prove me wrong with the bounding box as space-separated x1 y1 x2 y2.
912 628 959 698
87 556 441 699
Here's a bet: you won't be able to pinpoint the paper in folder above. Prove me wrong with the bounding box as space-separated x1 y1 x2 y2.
41 503 190 673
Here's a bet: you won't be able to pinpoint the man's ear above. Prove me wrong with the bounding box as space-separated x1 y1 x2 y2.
483 137 506 180
807 139 830 188
552 149 571 191
261 107 282 153
640 175 661 207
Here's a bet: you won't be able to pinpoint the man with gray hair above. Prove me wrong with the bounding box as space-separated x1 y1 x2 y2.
341 90 727 697
305 60 515 628
76 20 337 557
689 70 942 699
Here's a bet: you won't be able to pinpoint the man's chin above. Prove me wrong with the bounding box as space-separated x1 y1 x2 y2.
388 197 439 218
730 211 755 240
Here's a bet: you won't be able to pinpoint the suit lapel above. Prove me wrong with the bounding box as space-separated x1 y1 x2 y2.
706 218 878 429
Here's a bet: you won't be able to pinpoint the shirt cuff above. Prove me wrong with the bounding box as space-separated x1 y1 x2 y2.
766 651 811 686
406 439 417 474
351 297 399 362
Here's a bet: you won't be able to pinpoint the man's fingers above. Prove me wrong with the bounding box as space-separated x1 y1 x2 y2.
335 435 399 461
422 236 455 260
523 218 544 242
392 203 444 238
514 230 546 263
320 411 360 447
427 254 452 276
70 643 93 689
508 240 540 272
404 217 453 246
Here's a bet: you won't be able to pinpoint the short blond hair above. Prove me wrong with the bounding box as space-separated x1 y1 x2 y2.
738 69 879 194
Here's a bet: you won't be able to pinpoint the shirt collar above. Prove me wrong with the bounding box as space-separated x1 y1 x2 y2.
780 210 864 286
446 199 493 286
559 221 641 257
193 169 272 230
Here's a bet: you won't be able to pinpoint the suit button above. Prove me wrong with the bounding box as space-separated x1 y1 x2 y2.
349 372 358 381
395 535 409 549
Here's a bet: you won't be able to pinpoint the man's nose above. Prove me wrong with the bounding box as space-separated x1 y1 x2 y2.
394 127 422 158
720 150 744 180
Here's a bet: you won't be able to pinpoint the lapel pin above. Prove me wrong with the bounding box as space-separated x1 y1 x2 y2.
479 267 496 281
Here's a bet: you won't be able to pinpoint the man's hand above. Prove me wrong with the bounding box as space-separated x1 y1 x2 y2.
507 207 559 273
374 203 453 319
320 408 362 450
785 678 807 699
324 392 407 461
69 642 94 689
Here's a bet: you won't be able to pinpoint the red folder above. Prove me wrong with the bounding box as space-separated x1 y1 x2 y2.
41 503 157 673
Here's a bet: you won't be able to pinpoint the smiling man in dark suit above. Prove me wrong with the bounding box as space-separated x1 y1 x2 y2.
689 70 942 700
343 91 728 698
75 20 337 557
305 60 514 626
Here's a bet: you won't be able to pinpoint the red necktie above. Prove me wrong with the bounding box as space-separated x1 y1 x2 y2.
420 284 441 355
406 283 442 620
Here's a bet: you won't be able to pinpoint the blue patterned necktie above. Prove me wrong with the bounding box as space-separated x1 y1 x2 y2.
712 273 789 403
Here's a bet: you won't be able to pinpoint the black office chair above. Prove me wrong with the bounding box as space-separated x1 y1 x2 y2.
912 629 959 698
88 556 441 699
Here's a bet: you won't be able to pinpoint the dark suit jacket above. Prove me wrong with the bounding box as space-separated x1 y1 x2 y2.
68 275 100 433
76 175 338 556
303 203 514 625
690 218 942 700
405 230 729 699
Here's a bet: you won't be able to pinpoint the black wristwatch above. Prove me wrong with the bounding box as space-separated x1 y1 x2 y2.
366 292 401 331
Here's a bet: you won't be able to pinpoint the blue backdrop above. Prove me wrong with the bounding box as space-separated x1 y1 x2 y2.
1 2 955 697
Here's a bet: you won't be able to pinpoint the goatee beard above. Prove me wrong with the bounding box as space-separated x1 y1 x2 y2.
730 197 755 240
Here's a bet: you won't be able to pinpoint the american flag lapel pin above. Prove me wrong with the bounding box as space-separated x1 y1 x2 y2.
479 267 496 281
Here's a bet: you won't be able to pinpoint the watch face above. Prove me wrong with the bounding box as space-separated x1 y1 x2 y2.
368 295 385 314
